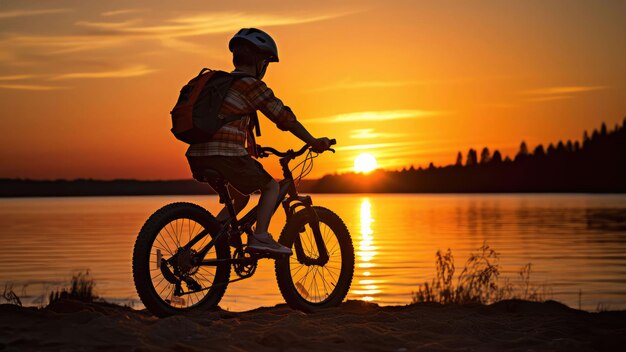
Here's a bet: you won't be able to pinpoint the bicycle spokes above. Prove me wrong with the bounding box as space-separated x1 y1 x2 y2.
149 218 218 308
289 222 342 303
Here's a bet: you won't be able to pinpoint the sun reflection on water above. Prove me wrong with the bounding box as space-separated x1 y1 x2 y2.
352 198 381 301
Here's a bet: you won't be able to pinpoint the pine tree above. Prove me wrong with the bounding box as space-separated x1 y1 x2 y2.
466 149 478 166
592 129 599 140
533 144 546 157
455 151 463 167
492 150 503 163
480 147 491 164
515 141 529 161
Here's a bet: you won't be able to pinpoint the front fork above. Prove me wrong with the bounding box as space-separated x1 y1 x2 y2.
282 196 329 266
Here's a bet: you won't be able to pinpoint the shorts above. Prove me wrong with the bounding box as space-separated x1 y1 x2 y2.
187 155 274 195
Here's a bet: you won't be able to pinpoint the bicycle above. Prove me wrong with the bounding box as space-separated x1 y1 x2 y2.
132 140 354 317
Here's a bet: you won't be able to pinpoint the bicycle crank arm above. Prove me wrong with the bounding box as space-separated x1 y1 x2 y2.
200 257 257 266
176 274 253 296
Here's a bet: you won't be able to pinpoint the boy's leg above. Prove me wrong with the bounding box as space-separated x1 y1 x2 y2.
193 155 290 255
254 179 279 234
247 178 291 255
216 185 250 222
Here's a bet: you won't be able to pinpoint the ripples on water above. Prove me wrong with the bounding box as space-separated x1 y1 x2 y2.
0 194 625 311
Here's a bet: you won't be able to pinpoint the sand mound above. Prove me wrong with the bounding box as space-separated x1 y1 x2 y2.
1 299 625 351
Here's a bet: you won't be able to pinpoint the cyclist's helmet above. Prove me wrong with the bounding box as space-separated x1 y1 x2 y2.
229 28 279 62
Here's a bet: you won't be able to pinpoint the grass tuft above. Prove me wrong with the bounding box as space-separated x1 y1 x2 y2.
48 270 97 305
1 283 22 306
412 242 549 305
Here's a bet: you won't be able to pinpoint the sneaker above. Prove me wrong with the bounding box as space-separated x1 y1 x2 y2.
247 233 293 255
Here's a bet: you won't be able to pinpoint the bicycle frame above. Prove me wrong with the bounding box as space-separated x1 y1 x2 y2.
163 147 330 276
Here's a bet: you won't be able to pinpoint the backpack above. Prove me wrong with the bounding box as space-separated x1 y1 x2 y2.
170 68 259 144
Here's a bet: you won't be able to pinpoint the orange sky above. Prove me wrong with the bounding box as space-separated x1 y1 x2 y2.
1 0 625 180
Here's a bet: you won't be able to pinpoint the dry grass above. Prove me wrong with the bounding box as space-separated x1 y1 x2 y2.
1 283 22 306
412 243 549 305
48 270 97 305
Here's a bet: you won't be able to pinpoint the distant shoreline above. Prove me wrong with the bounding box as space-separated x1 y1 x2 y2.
1 178 625 198
3 120 624 197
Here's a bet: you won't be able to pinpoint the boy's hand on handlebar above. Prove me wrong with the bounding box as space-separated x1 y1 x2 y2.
311 137 334 153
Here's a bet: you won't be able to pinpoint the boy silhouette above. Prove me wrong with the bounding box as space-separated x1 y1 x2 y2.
186 28 331 255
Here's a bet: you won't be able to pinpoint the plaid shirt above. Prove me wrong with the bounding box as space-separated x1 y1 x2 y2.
186 72 297 157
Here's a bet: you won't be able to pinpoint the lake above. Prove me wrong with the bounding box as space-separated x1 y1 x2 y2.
1 194 625 311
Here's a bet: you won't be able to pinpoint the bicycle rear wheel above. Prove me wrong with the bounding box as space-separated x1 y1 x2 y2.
275 206 354 312
132 202 230 317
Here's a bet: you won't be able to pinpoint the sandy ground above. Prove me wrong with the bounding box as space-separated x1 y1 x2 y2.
1 299 625 351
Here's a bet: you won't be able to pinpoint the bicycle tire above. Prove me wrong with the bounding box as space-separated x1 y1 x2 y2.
275 206 354 312
132 202 231 317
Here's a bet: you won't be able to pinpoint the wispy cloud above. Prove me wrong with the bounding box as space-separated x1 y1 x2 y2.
350 128 406 139
75 19 143 30
50 65 157 80
4 11 357 55
304 109 447 123
521 85 608 103
310 75 514 93
0 8 71 19
335 142 418 151
2 34 130 54
522 86 608 95
310 79 428 92
0 74 34 81
101 9 146 17
0 83 64 91
526 95 573 102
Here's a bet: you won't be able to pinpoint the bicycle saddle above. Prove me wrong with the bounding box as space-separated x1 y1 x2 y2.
193 168 227 185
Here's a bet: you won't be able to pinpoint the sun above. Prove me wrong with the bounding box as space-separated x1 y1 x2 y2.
354 153 378 173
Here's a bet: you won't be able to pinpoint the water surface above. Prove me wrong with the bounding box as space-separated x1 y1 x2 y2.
1 194 625 311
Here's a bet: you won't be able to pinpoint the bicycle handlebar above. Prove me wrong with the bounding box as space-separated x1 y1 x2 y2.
258 139 336 158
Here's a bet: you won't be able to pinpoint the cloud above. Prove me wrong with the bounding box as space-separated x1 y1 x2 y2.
304 109 447 123
75 19 143 31
310 75 514 93
0 8 71 19
101 9 146 17
522 86 608 95
310 79 429 92
335 142 418 151
0 74 34 81
2 34 130 54
3 10 357 55
520 85 608 103
50 65 157 80
0 83 64 91
350 129 406 139
526 95 573 103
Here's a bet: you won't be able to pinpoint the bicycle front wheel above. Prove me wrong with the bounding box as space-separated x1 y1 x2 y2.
275 206 354 312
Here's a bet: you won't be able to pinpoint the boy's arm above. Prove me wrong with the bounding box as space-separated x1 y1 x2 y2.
247 79 331 151
287 120 331 152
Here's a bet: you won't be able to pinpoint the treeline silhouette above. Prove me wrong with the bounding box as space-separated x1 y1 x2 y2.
2 119 625 196
313 119 626 193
